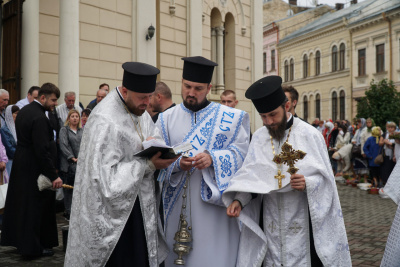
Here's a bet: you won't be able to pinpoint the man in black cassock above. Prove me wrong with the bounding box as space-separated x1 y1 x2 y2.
1 83 63 258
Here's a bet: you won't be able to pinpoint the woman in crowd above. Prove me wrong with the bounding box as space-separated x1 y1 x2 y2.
332 124 351 176
361 118 375 158
0 105 19 176
59 109 83 220
81 108 91 128
324 121 334 148
352 118 369 182
379 121 397 187
364 126 382 188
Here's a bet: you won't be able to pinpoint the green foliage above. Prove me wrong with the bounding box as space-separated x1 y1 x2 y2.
356 79 400 130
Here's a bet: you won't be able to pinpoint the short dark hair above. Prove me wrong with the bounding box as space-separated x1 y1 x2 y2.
282 85 299 108
154 82 172 99
11 105 20 114
99 83 109 89
28 86 40 95
82 108 91 117
39 83 60 98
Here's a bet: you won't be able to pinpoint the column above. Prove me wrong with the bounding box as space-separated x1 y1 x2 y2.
187 0 202 56
251 0 264 131
132 0 157 66
59 0 80 103
215 26 225 95
211 28 217 88
21 0 39 97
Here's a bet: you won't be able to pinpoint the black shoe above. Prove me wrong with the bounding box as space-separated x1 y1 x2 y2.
41 249 54 257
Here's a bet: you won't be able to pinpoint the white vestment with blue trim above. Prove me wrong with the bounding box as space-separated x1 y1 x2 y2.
156 102 250 267
223 118 351 267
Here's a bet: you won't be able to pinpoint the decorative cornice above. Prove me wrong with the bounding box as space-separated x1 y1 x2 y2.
278 23 348 50
282 69 350 87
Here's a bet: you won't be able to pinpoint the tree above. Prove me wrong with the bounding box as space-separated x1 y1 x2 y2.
356 79 400 130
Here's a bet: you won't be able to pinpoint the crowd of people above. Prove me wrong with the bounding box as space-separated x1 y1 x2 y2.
309 116 399 190
0 57 398 266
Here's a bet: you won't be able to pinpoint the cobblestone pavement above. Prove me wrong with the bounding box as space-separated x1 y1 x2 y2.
338 183 397 266
0 183 398 266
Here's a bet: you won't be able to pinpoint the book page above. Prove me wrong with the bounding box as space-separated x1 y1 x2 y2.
142 139 171 150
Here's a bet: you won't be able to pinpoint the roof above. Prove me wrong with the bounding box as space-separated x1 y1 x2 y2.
279 0 376 44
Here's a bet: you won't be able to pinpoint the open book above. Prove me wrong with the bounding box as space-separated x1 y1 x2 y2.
134 139 193 159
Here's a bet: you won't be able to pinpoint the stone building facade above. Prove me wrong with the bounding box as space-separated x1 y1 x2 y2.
3 0 263 130
277 0 400 122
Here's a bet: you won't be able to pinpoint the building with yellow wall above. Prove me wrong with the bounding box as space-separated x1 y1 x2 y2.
1 0 263 130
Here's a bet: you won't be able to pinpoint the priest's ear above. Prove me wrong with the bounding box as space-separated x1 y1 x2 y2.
120 86 128 98
284 99 291 112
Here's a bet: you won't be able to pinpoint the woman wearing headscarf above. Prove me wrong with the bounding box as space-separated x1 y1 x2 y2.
361 118 375 158
379 121 397 186
352 118 369 181
0 105 19 176
363 126 382 187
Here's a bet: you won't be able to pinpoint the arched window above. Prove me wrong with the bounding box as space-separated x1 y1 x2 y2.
332 91 337 121
315 94 321 119
340 90 345 120
290 59 294 81
303 54 308 78
339 43 345 70
284 60 289 82
332 45 338 72
315 51 320 76
303 95 308 122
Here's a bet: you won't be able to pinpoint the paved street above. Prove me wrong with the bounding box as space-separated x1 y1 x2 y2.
0 183 397 266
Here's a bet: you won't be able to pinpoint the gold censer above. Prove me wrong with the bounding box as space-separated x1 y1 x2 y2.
173 172 193 265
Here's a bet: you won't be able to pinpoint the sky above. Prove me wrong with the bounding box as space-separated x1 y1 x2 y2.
280 0 367 7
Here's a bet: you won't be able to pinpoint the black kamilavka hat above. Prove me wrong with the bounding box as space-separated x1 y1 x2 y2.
245 75 286 113
182 56 218 84
122 62 160 93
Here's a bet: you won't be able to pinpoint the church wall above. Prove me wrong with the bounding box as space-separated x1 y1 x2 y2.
32 0 260 118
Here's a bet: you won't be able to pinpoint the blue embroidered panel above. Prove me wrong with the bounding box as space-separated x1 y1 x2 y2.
200 118 213 138
212 134 228 149
219 155 232 178
159 113 170 146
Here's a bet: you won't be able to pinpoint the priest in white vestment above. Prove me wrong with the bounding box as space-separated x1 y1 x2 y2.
223 76 351 267
381 161 400 267
65 62 177 267
156 56 250 267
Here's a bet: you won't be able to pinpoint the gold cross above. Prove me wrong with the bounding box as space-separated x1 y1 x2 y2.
274 170 285 189
273 142 306 175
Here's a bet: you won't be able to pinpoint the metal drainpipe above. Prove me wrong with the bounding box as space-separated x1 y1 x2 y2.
383 12 392 81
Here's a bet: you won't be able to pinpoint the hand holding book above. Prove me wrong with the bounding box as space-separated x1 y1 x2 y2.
134 139 194 159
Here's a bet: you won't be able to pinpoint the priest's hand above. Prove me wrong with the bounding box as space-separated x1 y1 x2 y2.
180 156 195 171
290 174 306 191
150 152 178 170
52 177 63 189
192 153 212 170
227 200 242 217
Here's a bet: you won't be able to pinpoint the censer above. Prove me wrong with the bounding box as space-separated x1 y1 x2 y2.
173 171 193 265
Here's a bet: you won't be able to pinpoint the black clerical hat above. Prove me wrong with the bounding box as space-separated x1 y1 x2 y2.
182 56 218 84
122 62 160 93
245 76 286 113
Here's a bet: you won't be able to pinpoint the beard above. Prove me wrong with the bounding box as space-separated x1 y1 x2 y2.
265 111 287 141
125 98 146 116
182 95 207 112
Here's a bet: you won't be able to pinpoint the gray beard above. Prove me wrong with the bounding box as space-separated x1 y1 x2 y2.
266 111 287 141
